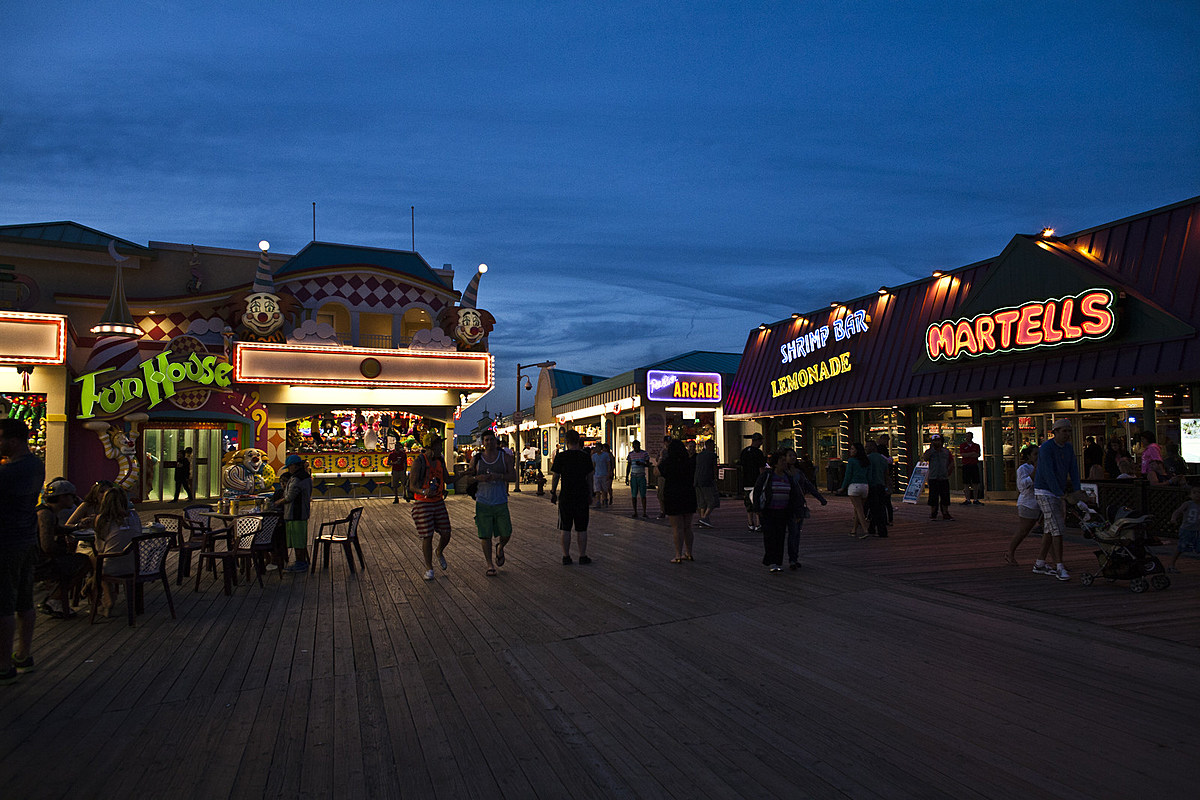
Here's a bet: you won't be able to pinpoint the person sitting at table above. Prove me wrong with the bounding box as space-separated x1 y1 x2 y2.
65 480 115 532
35 479 90 619
92 486 141 617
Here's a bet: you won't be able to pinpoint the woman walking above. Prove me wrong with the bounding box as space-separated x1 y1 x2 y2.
752 450 809 572
1005 444 1041 565
658 439 697 562
783 448 826 569
839 443 872 537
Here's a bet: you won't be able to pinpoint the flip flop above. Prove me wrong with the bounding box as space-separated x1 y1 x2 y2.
683 553 694 561
485 567 497 577
670 557 684 564
495 546 505 567
1003 553 1018 566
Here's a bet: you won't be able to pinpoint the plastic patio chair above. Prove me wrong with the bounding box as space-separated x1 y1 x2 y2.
91 531 177 627
311 507 365 573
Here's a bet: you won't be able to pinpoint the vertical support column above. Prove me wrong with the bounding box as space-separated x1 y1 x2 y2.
41 366 70 485
265 405 286 480
1142 386 1157 439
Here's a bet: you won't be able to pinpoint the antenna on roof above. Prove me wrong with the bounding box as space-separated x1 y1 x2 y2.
312 202 316 242
411 206 415 251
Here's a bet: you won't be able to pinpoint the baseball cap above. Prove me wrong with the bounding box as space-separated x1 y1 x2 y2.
1051 418 1072 431
45 479 77 497
930 433 943 440
285 454 304 467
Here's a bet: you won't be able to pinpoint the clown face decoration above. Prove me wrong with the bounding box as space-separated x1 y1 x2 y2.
242 292 284 337
455 308 486 346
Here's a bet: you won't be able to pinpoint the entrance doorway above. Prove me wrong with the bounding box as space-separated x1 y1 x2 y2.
142 426 226 502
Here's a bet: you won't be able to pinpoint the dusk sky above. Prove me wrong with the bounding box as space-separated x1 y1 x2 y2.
3 2 1198 418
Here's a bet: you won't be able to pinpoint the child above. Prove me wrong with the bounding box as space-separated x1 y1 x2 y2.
1168 486 1200 572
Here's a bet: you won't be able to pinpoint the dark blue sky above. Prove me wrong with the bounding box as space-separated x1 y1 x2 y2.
3 2 1198 417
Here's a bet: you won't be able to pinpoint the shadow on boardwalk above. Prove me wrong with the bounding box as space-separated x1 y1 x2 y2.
3 491 1198 798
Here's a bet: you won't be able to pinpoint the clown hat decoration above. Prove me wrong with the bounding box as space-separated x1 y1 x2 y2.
460 263 487 308
253 241 274 293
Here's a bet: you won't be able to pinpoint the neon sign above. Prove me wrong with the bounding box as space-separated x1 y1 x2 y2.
780 310 868 364
926 288 1115 362
646 370 722 403
77 351 233 419
771 353 852 398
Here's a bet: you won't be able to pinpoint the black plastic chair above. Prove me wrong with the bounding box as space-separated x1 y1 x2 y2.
91 532 177 627
311 507 365 573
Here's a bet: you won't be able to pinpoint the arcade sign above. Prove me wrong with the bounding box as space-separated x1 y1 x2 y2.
646 370 722 404
926 288 1115 362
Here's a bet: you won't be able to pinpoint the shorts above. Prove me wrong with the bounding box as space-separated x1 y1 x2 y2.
594 475 612 493
846 483 869 498
743 488 756 511
961 463 980 484
1035 494 1066 537
0 543 37 615
558 503 589 533
1177 528 1200 554
1017 505 1041 520
695 485 719 509
927 478 950 508
630 475 647 498
286 519 309 549
411 500 451 539
474 502 513 540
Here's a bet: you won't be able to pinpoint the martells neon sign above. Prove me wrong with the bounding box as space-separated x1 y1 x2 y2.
926 288 1115 362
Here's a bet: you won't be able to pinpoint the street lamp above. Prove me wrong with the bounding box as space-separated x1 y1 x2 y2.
513 360 555 491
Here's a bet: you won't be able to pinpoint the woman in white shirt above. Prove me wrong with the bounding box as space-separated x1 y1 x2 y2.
1005 445 1041 566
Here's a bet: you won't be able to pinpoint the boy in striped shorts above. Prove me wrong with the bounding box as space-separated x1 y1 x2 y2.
409 432 452 581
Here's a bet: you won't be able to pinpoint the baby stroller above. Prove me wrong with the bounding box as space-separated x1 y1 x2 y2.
1076 504 1170 593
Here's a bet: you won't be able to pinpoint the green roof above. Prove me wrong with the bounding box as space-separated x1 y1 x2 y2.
550 368 609 396
0 222 151 256
274 241 452 290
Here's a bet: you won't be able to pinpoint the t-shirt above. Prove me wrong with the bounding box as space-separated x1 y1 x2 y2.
592 451 612 478
767 474 791 510
1034 439 1079 498
958 441 980 466
923 447 953 480
627 450 651 478
1141 443 1163 476
552 449 594 508
386 451 406 472
522 447 538 461
473 450 509 506
0 454 45 548
1177 500 1200 533
1016 462 1037 510
739 446 766 488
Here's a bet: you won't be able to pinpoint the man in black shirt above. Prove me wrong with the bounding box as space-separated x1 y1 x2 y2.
0 419 45 684
550 429 594 565
739 432 767 532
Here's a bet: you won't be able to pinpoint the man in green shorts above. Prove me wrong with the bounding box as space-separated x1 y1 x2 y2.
471 430 516 576
626 440 651 518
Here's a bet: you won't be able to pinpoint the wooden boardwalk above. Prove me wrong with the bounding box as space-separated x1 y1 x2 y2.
3 491 1198 799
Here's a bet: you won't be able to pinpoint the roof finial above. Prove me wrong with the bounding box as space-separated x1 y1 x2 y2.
91 240 141 337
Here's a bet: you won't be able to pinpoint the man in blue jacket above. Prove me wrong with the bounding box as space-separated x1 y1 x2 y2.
1033 418 1080 581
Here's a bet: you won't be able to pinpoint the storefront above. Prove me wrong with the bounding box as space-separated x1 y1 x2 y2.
0 224 496 501
725 195 1200 498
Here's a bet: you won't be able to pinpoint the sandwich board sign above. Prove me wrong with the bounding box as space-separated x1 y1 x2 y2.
902 462 929 504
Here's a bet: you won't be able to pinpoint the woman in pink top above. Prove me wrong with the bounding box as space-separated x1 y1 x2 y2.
1139 431 1166 483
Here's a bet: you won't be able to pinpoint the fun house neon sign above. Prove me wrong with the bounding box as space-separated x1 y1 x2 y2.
77 352 233 419
925 288 1115 362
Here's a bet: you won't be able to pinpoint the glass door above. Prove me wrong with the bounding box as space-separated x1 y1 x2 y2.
142 427 226 502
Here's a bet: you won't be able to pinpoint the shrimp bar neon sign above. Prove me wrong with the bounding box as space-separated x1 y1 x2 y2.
926 288 1115 362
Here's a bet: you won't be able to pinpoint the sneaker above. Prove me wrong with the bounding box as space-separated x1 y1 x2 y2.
656 514 666 520
858 532 871 539
12 655 34 673
423 569 435 580
941 514 954 521
973 500 984 505
789 561 800 570
393 498 399 504
1054 565 1070 581
632 512 639 518
697 519 713 529
437 552 447 571
284 562 308 572
769 564 782 573
265 564 279 572
930 513 938 520
578 555 591 565
562 555 573 565
1032 563 1052 575
961 500 972 505
0 668 17 686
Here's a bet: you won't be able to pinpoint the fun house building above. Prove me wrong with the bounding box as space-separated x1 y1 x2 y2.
724 195 1200 501
0 223 495 501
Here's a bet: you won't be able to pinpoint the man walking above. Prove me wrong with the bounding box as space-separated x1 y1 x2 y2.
0 419 44 684
386 441 407 503
470 430 515 576
958 432 983 505
591 443 613 508
922 434 955 520
173 446 193 502
694 439 719 528
409 432 452 581
551 430 593 564
1033 418 1079 581
626 440 651 518
739 432 767 532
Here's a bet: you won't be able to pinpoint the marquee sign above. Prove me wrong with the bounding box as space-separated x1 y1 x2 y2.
646 370 722 403
0 312 68 365
926 288 1116 362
